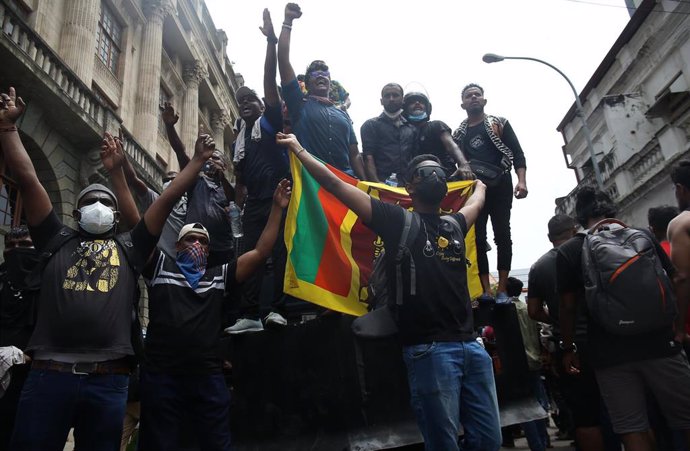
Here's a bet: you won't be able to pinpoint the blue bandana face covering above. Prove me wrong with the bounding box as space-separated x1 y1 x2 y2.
407 112 428 122
176 242 207 289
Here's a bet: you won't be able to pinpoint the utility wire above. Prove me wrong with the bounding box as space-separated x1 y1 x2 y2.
563 0 690 14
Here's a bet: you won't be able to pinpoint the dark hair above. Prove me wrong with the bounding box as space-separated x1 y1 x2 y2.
304 60 329 87
5 225 29 243
575 186 616 227
671 160 690 189
648 205 678 234
381 83 403 97
406 154 441 180
547 214 576 241
461 83 484 98
506 276 523 297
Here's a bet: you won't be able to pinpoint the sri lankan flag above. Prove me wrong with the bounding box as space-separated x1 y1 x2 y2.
284 154 482 316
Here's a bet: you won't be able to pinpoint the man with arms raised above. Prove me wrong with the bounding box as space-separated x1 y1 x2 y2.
275 132 501 450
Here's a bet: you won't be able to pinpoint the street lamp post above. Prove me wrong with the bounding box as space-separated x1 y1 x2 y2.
482 53 604 191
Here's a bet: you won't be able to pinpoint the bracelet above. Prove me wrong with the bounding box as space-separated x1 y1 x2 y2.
267 36 278 44
295 146 305 156
0 126 18 133
282 23 292 30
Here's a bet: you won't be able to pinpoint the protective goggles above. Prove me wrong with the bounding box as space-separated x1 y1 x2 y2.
412 164 446 180
309 70 330 79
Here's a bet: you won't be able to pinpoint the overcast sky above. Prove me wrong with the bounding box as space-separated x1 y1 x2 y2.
205 0 633 271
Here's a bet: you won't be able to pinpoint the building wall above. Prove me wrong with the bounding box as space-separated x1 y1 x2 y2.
556 0 690 229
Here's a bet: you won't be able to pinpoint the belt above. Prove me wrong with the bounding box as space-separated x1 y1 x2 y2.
32 359 131 375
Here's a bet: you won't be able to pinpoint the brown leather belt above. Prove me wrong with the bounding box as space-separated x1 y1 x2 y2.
32 359 131 375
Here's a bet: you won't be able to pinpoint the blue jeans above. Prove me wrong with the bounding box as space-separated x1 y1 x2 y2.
138 369 231 451
402 340 502 451
522 371 550 451
9 368 129 451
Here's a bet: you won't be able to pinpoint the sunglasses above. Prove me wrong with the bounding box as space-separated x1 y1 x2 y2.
309 70 330 79
413 165 446 180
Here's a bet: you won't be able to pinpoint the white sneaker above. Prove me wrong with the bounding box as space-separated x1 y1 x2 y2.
224 318 264 334
264 312 287 327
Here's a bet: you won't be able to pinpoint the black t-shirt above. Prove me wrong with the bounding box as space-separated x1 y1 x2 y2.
26 210 157 356
527 247 588 341
556 232 680 368
186 176 233 254
233 105 289 201
460 120 527 170
411 120 456 174
360 113 417 182
143 251 238 374
366 198 475 345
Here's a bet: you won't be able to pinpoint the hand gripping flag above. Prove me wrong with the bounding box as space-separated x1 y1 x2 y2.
284 154 482 316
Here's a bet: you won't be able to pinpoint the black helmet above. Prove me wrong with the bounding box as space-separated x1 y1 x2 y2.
403 92 432 117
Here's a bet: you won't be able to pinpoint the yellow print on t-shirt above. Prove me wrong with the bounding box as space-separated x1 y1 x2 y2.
63 239 120 292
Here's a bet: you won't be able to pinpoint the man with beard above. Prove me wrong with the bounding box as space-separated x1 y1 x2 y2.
278 3 365 180
403 91 473 181
0 86 216 451
275 131 501 451
226 8 290 334
0 226 38 451
453 83 527 301
360 83 416 184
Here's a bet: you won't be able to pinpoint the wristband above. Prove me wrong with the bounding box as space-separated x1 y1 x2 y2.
0 126 18 133
282 23 292 30
295 146 305 156
267 36 278 44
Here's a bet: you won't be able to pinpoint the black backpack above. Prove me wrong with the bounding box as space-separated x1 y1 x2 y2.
581 218 676 335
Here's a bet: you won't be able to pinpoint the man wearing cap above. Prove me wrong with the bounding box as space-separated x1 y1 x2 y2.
138 180 291 451
0 85 216 451
278 3 365 180
227 9 290 334
403 91 473 182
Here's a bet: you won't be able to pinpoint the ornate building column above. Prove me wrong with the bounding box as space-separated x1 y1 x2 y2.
211 109 230 154
134 0 173 151
58 0 100 84
181 61 208 153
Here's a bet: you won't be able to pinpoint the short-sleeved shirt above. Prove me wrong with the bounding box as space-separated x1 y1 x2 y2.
360 113 416 182
282 78 357 175
186 176 233 255
26 210 157 356
366 199 475 345
556 232 680 369
233 105 289 201
143 251 238 374
458 119 527 170
138 188 187 258
410 120 456 174
528 247 588 341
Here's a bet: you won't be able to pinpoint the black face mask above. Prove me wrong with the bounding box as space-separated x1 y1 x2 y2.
414 172 448 205
4 247 39 288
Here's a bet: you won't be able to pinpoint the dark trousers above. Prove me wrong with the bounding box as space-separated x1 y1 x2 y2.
139 369 231 451
0 364 29 451
237 198 287 320
475 174 513 275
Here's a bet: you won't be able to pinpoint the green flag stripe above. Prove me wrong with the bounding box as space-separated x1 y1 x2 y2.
291 165 329 283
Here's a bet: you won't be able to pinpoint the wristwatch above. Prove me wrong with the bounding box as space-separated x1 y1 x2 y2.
559 341 578 353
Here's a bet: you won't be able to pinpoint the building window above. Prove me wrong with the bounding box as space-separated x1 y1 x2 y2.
159 85 171 135
0 164 24 227
95 3 122 74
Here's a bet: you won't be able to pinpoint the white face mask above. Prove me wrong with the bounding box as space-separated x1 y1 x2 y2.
78 201 115 235
162 180 172 191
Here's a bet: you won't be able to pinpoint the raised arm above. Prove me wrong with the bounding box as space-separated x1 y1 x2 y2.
277 3 302 84
101 132 140 228
260 9 280 107
236 179 291 283
0 88 52 227
144 133 213 236
457 180 486 228
276 132 372 222
161 102 190 170
439 131 473 180
669 213 690 343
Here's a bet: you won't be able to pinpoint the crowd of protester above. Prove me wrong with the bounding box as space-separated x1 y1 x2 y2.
0 3 689 451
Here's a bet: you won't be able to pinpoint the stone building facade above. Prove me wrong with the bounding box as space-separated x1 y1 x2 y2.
555 0 690 227
0 0 242 229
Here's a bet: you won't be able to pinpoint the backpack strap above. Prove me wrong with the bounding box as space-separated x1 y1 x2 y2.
394 210 421 306
114 231 146 276
26 227 79 289
588 218 628 234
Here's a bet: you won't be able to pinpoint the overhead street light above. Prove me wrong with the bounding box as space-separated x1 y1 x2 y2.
482 53 604 191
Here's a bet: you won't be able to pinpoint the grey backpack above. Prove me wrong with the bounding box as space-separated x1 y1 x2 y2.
581 219 676 335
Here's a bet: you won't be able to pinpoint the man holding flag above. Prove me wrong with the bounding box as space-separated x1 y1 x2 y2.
276 132 501 451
